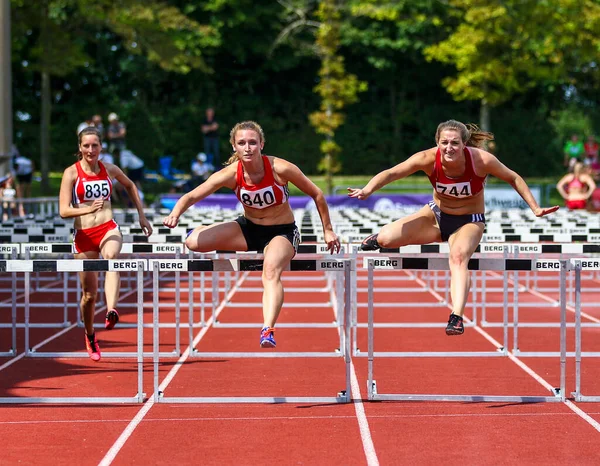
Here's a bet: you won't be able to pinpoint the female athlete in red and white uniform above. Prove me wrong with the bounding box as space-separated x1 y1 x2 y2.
348 119 559 336
556 161 596 210
59 127 152 361
163 120 340 348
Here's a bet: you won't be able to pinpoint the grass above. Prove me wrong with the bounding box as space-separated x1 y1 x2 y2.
32 172 564 208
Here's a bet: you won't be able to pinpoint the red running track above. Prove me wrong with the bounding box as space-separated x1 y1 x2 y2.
1 268 600 465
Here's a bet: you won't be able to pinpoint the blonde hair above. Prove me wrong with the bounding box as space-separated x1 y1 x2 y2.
225 121 266 165
435 119 494 149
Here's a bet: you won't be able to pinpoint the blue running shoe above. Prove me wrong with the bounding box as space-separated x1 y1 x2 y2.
260 327 276 348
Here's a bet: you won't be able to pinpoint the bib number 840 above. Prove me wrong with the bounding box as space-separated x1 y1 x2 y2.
239 186 276 209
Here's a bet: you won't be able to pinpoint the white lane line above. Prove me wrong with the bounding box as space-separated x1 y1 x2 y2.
98 272 249 466
329 275 379 466
5 410 600 426
415 272 600 433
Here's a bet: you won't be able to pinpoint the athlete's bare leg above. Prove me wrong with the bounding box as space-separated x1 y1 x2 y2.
100 228 123 310
185 221 248 252
447 222 484 317
261 236 295 328
75 251 100 335
377 205 442 248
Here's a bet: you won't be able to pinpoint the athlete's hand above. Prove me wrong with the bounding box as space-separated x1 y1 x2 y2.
88 199 104 213
324 229 341 255
163 214 180 228
139 217 153 236
347 187 370 200
533 205 560 217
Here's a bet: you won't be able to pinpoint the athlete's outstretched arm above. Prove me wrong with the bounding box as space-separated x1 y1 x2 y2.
163 165 237 228
482 151 560 217
347 150 432 200
276 158 340 254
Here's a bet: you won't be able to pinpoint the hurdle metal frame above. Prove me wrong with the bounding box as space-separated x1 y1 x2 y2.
149 257 353 404
571 260 600 402
0 259 145 404
365 257 568 403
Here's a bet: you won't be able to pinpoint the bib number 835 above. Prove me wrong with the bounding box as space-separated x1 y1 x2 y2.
83 181 110 200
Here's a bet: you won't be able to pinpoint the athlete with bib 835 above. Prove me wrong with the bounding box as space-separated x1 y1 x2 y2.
59 126 152 361
163 121 340 348
347 119 559 336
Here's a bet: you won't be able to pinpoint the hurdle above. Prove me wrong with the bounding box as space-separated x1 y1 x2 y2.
149 257 353 404
571 260 600 402
0 259 145 404
364 257 568 403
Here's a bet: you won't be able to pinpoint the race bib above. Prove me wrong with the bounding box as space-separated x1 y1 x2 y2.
83 180 110 200
239 186 277 209
435 181 472 198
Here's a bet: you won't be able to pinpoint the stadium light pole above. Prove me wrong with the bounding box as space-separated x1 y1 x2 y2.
0 0 13 178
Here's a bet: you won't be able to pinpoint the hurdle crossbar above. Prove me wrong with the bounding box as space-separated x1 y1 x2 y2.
0 259 146 404
365 257 568 403
149 258 353 404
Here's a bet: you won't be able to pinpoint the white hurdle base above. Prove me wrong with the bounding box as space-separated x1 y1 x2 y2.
368 381 563 403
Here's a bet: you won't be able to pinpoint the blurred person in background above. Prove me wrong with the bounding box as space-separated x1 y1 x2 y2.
92 114 105 139
563 133 585 172
201 107 220 168
113 148 146 207
13 151 34 216
556 161 596 210
184 152 215 192
584 135 599 179
59 127 152 361
77 116 94 135
107 113 127 153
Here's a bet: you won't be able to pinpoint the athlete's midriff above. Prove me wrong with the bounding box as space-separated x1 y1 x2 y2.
432 189 485 216
73 202 114 230
242 202 295 225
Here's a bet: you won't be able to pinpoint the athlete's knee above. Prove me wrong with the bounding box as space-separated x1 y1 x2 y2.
262 264 283 283
81 291 97 306
449 248 471 267
185 227 208 252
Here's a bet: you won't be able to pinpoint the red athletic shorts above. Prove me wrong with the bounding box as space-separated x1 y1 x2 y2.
566 199 587 210
73 219 119 253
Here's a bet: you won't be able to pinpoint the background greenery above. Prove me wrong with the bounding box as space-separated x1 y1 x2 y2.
9 0 600 196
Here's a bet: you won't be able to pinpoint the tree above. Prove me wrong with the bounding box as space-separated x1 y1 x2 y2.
11 0 218 192
423 0 600 131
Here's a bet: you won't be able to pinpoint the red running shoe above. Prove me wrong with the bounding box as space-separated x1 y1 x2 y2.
105 309 119 330
85 333 101 361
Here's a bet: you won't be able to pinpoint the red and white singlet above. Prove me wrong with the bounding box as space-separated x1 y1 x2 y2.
72 161 113 206
427 147 487 198
234 156 289 210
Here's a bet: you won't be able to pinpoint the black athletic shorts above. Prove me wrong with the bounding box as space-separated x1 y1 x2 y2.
235 216 300 253
17 173 32 184
428 200 485 242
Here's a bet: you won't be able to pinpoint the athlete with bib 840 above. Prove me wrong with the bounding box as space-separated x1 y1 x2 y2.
347 119 559 336
163 121 340 348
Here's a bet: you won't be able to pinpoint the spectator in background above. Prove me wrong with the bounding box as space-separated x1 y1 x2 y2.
584 135 600 179
0 175 20 220
99 143 114 165
563 133 585 171
556 161 596 210
92 114 105 139
114 148 145 207
107 113 127 153
201 107 220 167
13 152 34 216
189 152 214 185
77 117 94 136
